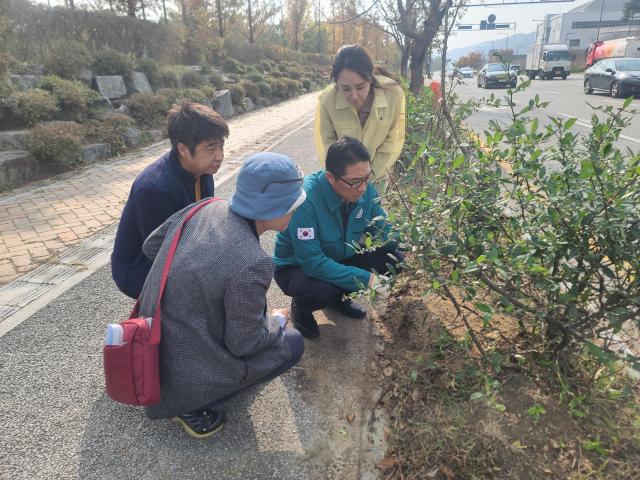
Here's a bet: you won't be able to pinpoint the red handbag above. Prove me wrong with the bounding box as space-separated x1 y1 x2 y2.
104 198 219 406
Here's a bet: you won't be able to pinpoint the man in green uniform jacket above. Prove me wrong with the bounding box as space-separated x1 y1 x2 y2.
273 136 403 339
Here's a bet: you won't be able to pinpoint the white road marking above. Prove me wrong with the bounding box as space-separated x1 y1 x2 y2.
558 112 640 144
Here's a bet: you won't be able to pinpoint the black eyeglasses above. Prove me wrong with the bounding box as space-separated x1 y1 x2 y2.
336 170 375 189
260 165 304 193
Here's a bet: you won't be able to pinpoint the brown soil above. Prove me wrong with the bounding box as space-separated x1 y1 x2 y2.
371 279 640 480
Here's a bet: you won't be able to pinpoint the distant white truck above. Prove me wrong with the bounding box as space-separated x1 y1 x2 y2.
525 43 571 80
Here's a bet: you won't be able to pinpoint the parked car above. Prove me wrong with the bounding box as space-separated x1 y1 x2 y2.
459 67 474 78
584 57 640 97
477 63 517 88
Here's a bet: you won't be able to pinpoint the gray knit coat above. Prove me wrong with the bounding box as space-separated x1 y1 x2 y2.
138 200 291 419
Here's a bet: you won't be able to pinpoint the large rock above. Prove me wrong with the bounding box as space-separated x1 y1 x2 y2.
0 150 40 191
93 76 127 99
130 71 152 94
77 68 93 86
0 130 29 151
91 95 113 109
213 90 234 118
81 143 113 164
242 97 255 113
9 75 42 91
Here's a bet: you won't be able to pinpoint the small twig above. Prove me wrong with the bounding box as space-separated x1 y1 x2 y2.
368 382 394 426
442 284 486 357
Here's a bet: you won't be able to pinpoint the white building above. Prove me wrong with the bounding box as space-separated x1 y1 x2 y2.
534 0 640 49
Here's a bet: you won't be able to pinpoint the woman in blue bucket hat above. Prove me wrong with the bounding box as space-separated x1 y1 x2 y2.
137 152 306 439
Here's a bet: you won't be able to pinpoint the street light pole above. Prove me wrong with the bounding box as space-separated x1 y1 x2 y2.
596 0 605 41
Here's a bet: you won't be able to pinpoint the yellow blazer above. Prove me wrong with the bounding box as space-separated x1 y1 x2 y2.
314 75 406 178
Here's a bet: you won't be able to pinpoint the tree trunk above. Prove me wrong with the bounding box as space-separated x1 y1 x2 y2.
216 0 225 36
126 0 136 17
179 0 189 27
409 41 427 92
162 0 168 24
400 41 410 79
248 0 254 43
140 0 147 20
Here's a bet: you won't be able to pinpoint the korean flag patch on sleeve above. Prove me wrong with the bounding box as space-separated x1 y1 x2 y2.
297 227 315 240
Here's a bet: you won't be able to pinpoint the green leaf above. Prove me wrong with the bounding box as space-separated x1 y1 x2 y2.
470 392 484 401
494 403 507 412
623 96 633 109
453 156 464 168
475 302 492 314
410 370 418 382
563 117 577 131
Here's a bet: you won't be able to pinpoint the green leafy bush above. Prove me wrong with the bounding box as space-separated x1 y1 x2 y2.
157 86 214 106
0 52 13 97
157 67 179 88
284 78 302 97
182 70 205 88
45 40 93 80
245 72 265 83
267 77 287 98
227 84 246 105
223 58 247 74
127 92 171 126
135 57 160 87
393 82 640 364
259 59 276 73
92 48 134 79
209 72 225 89
37 75 98 120
27 122 83 169
85 113 136 154
7 89 59 126
240 79 259 101
257 81 272 97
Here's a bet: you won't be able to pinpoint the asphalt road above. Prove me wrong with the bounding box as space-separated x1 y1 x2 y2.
449 73 640 153
0 122 384 480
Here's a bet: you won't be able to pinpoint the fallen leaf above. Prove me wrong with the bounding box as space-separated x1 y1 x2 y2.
383 366 394 377
511 440 528 450
441 465 455 479
426 467 439 478
375 456 397 470
346 412 355 423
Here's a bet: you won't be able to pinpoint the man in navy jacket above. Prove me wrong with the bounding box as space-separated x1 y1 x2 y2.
111 100 229 299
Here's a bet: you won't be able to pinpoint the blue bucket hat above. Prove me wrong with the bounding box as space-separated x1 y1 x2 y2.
229 152 306 221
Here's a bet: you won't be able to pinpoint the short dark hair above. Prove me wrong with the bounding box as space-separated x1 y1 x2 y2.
167 99 229 155
325 136 370 177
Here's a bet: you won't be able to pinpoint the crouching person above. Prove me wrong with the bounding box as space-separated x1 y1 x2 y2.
138 152 307 439
273 136 404 339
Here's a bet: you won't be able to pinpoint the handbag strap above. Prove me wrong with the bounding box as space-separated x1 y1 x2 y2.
150 197 220 343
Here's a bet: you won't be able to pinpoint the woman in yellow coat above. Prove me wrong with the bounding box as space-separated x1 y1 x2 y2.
314 45 406 184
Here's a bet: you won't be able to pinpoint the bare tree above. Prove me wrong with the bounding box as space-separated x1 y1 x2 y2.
246 0 278 43
287 0 308 50
394 0 449 92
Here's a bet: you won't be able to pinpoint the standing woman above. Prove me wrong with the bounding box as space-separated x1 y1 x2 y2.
314 44 406 188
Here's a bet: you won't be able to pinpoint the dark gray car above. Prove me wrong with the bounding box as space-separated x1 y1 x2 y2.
584 58 640 98
477 63 517 88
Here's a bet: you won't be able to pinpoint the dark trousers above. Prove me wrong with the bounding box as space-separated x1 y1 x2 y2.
274 248 404 313
203 328 304 409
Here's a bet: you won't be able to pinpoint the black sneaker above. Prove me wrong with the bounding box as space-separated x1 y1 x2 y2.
334 299 367 319
292 299 320 339
172 408 225 439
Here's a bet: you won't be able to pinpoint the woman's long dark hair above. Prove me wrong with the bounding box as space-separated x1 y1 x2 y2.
330 44 399 88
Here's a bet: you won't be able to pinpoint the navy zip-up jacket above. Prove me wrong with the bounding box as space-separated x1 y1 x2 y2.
111 147 214 299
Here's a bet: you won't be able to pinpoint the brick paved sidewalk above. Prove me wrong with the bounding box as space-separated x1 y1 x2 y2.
0 93 318 285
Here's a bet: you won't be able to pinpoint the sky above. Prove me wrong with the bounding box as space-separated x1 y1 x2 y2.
446 0 593 49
